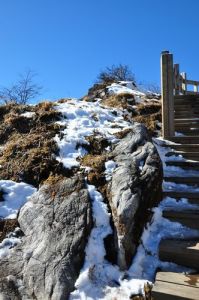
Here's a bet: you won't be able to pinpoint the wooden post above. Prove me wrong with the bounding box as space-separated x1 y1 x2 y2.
161 51 175 139
181 72 187 94
174 64 180 95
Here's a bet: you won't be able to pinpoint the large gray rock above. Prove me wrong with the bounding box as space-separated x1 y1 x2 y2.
0 175 92 300
108 123 162 269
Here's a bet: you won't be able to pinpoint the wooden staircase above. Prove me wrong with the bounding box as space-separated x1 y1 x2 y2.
152 52 199 299
153 128 199 300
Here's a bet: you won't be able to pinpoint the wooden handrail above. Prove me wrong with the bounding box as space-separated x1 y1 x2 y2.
161 51 199 139
174 66 199 95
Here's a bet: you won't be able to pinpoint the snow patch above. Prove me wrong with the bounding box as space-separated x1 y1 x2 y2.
54 99 131 169
20 112 36 118
105 160 117 181
0 180 36 219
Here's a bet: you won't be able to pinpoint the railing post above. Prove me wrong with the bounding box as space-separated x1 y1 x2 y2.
161 51 175 139
181 72 187 94
174 64 180 95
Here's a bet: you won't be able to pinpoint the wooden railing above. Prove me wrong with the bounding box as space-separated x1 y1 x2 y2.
173 63 199 95
160 51 199 139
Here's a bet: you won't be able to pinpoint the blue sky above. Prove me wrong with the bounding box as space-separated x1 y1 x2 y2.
0 0 199 102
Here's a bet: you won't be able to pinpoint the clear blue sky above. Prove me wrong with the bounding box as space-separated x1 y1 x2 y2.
0 0 199 102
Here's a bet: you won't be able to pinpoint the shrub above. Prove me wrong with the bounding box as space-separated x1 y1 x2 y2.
97 64 136 84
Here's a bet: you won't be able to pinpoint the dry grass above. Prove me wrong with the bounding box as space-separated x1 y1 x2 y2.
0 219 19 243
133 112 161 136
57 98 73 103
136 102 161 115
0 102 68 187
102 93 135 109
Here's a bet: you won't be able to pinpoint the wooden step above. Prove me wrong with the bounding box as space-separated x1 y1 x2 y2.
166 152 199 161
152 272 199 300
175 122 199 127
174 94 199 99
164 176 199 185
165 144 199 152
166 160 199 169
176 130 199 136
168 136 199 144
159 239 199 270
174 103 199 108
163 191 199 203
175 117 199 122
163 210 199 229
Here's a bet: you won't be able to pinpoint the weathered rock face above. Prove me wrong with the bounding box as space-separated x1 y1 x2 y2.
0 175 92 300
107 124 163 270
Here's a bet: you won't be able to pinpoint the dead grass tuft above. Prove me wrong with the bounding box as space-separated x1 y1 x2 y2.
0 219 19 243
136 102 161 115
0 102 67 187
133 112 161 136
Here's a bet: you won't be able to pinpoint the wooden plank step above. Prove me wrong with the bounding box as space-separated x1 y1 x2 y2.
165 161 199 169
152 272 199 300
163 209 199 229
163 191 199 202
159 239 199 270
176 128 199 136
174 95 199 100
168 136 199 144
165 152 199 161
166 151 199 157
165 144 199 152
174 101 199 106
164 176 199 185
175 124 199 129
175 112 199 115
174 103 199 108
174 118 199 123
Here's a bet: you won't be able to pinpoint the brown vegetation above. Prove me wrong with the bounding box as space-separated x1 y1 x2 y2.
0 102 68 187
0 219 19 242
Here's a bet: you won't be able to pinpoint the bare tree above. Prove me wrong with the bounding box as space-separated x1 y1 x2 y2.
97 64 136 84
0 70 42 104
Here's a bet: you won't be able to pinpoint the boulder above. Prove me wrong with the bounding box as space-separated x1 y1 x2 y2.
0 175 92 300
108 124 163 269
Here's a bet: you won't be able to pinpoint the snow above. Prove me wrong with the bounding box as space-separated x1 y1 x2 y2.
0 180 36 219
0 180 36 259
105 160 117 181
20 111 36 118
0 228 22 259
54 99 131 169
107 82 145 97
70 133 199 299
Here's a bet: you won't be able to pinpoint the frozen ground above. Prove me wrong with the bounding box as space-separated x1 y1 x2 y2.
0 84 197 299
0 180 36 259
53 98 199 299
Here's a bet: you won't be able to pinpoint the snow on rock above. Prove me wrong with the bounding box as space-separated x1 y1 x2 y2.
105 160 117 181
70 184 149 300
20 111 36 118
0 228 22 259
107 82 145 97
0 180 36 219
54 99 131 169
70 184 198 299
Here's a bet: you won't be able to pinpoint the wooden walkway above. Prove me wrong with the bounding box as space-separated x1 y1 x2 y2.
152 53 199 299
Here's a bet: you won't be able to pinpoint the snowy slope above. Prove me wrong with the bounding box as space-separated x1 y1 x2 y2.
52 95 198 299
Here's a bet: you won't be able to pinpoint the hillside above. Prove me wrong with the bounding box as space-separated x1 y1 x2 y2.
0 81 166 299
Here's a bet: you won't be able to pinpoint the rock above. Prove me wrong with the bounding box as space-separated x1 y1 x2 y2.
108 123 162 269
0 175 92 300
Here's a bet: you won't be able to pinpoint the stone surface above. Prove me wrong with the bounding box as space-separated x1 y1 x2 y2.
108 123 163 269
0 175 92 300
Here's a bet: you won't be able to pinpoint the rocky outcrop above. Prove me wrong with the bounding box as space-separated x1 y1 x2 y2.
108 123 162 269
0 175 92 300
